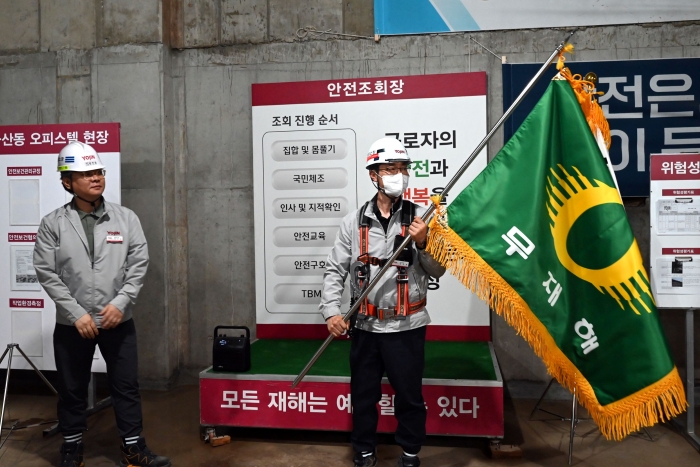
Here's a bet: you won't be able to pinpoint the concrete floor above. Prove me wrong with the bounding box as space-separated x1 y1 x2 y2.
1 385 699 467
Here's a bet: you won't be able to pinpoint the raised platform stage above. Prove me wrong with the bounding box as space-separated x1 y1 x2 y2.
200 339 504 438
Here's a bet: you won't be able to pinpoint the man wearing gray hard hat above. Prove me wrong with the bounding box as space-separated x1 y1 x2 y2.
33 141 170 467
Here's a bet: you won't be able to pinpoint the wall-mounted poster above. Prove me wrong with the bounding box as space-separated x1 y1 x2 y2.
252 73 491 341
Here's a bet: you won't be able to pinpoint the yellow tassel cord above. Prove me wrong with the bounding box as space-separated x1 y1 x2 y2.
558 66 611 149
555 45 611 147
426 197 687 441
555 43 575 71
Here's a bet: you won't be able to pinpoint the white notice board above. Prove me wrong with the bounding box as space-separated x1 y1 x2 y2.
252 73 490 340
0 123 121 372
649 153 700 308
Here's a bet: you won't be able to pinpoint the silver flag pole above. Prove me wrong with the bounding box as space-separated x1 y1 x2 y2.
292 33 574 389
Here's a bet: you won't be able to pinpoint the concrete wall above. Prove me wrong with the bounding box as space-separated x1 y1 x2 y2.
1 1 698 390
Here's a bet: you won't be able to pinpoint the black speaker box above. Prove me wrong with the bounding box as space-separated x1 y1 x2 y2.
212 326 251 372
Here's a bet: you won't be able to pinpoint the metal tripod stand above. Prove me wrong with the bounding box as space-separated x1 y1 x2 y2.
529 382 589 465
530 379 654 465
0 343 58 449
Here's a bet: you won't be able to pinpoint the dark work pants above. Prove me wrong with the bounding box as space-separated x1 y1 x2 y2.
53 319 143 438
350 327 427 455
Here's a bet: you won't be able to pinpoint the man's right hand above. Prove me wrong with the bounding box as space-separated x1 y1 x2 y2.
75 314 99 339
326 315 348 337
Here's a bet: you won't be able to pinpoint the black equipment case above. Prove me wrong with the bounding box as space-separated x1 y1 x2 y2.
212 326 251 372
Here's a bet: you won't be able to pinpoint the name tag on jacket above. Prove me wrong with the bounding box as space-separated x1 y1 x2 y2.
106 235 123 243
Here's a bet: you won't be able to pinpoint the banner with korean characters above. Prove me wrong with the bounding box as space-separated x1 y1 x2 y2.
200 374 503 436
650 153 700 308
503 58 700 197
252 73 490 340
0 123 121 372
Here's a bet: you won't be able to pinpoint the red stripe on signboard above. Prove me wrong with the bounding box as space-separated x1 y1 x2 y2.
0 123 120 155
252 72 487 106
662 189 700 196
8 233 36 242
257 324 491 341
7 167 42 176
650 153 700 181
9 299 44 308
199 378 503 436
662 248 700 255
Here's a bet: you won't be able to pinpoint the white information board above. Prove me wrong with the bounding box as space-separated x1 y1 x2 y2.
0 123 121 372
649 153 700 308
252 73 490 340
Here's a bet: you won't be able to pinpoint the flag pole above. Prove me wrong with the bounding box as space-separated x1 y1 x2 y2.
291 33 574 389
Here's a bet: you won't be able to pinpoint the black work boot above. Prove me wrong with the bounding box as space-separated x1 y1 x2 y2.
353 451 378 466
58 442 84 467
398 454 421 467
119 437 171 467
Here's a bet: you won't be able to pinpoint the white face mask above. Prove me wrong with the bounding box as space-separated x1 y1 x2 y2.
379 173 409 198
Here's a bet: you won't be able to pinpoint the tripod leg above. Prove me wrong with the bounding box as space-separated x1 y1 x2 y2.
14 345 58 395
529 378 556 420
568 388 577 465
1 346 15 433
0 346 10 366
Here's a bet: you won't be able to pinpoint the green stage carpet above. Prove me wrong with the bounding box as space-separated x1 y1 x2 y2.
207 339 497 381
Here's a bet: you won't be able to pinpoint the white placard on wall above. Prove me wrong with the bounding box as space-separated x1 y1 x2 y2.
0 123 121 372
649 153 700 309
252 73 491 340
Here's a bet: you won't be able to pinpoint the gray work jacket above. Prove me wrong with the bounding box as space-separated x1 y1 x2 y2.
33 200 149 326
319 197 446 333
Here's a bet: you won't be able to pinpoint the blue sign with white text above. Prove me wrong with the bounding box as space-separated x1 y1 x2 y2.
502 58 700 197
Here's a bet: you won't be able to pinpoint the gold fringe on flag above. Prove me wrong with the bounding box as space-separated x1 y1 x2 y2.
426 198 687 440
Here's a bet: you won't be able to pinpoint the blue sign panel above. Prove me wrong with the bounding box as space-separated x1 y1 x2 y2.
503 58 700 197
374 0 700 36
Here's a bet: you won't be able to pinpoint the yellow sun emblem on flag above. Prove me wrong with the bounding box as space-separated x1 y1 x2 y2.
546 165 654 315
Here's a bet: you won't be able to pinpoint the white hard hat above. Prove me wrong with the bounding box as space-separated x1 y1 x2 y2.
57 141 105 172
365 137 412 169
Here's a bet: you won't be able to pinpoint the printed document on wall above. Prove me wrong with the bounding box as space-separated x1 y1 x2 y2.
10 245 41 291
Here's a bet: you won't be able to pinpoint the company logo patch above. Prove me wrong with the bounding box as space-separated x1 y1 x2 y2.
64 156 75 163
82 155 96 161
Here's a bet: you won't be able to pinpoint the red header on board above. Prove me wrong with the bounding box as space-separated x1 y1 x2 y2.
252 72 487 106
662 189 700 196
650 153 700 181
0 123 120 155
8 233 36 242
7 166 42 176
662 248 700 255
9 299 44 308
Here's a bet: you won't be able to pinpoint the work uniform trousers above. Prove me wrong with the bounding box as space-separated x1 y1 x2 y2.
53 319 143 438
350 326 427 455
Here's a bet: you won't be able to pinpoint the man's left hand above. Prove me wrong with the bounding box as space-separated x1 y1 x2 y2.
99 304 124 329
408 216 428 248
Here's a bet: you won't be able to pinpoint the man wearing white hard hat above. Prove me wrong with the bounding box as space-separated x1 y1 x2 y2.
33 142 170 467
320 137 446 467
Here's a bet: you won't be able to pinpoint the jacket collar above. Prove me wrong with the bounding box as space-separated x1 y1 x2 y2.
364 194 404 222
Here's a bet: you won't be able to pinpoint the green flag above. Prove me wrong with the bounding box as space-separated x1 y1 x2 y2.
427 72 686 440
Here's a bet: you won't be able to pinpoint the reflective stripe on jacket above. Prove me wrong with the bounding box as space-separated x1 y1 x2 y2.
33 201 149 326
319 198 446 333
